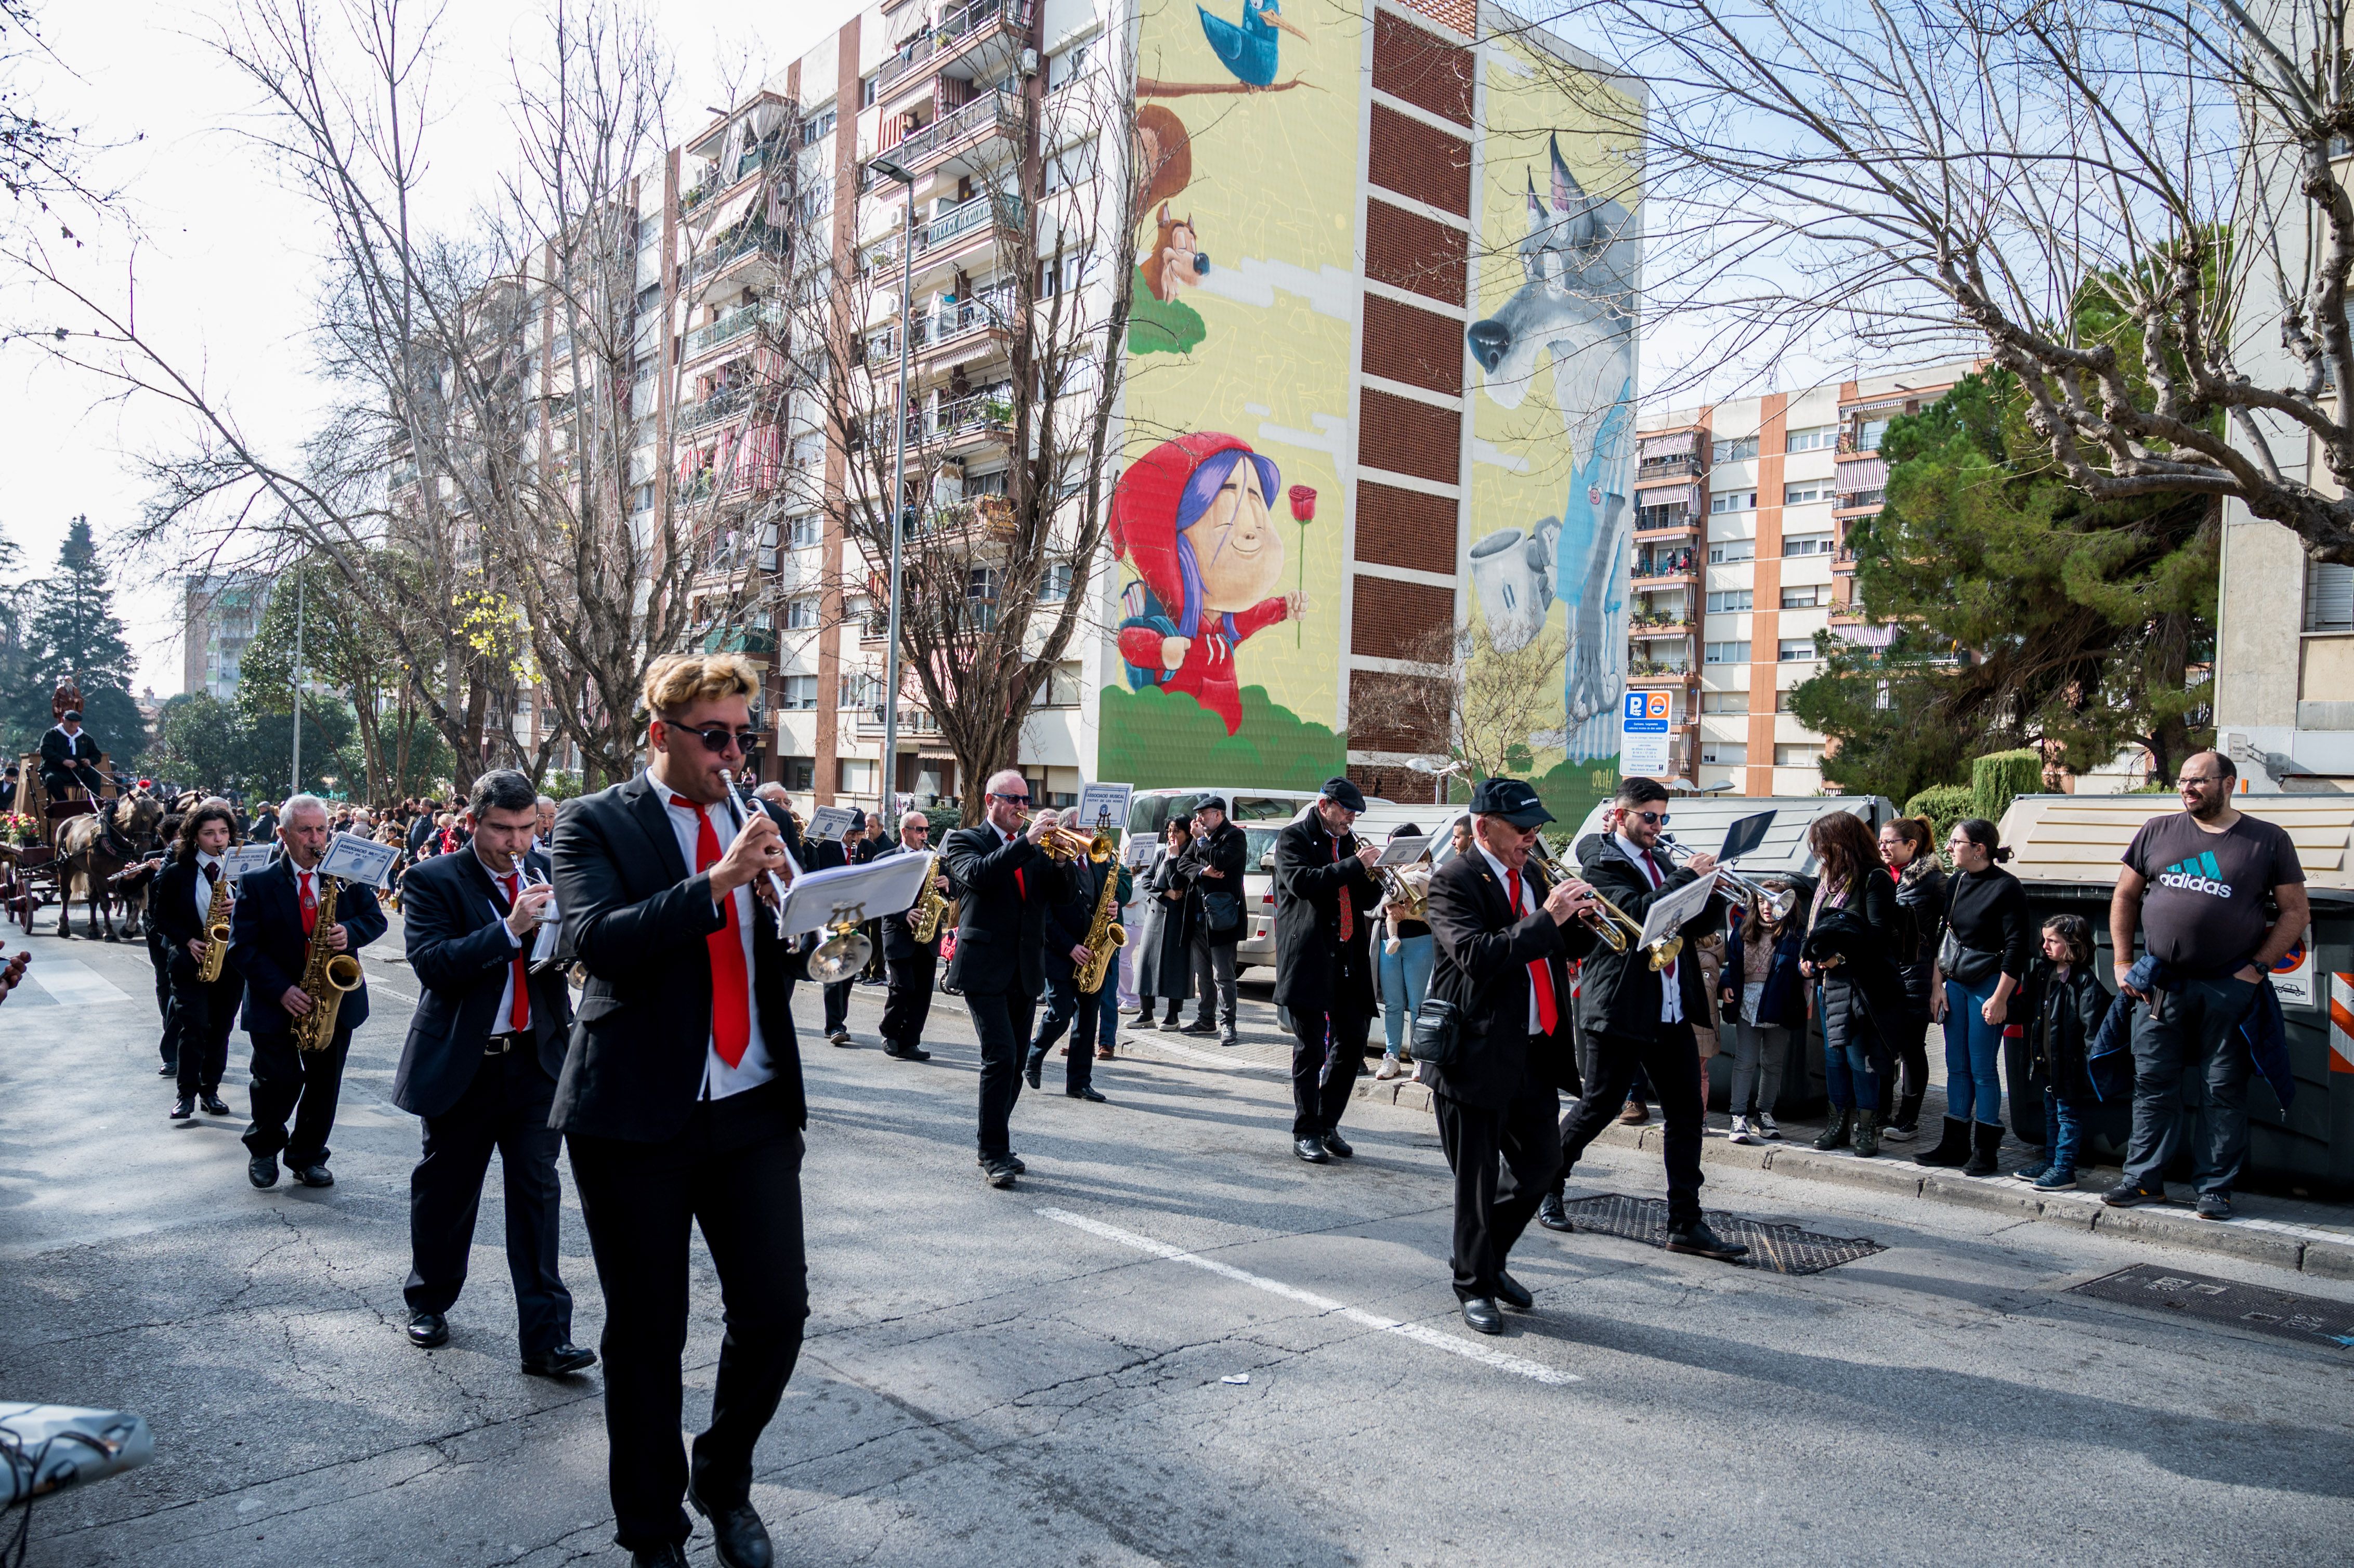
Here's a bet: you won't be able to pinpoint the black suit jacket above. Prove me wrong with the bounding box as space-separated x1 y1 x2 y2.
877 840 944 960
394 847 573 1118
38 728 100 770
1272 814 1380 1016
940 821 1075 999
550 775 807 1141
1572 832 1723 1039
229 857 387 1036
1424 849 1592 1111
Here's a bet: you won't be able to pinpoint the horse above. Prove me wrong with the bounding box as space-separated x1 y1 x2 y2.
55 791 165 940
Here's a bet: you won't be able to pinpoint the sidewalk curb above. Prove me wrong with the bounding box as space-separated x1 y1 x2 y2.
1352 1073 2354 1280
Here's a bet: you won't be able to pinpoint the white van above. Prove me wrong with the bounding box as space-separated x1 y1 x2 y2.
1121 786 1393 973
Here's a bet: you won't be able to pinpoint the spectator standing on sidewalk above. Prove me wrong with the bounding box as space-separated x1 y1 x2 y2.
1130 817 1196 1030
1801 811 1901 1157
2103 752 2308 1221
1877 816 1946 1141
1719 876 1808 1144
1180 798 1248 1046
1374 823 1433 1081
1918 818 2031 1175
2013 914 2107 1190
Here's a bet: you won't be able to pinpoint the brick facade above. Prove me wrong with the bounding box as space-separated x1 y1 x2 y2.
1365 200 1469 304
1371 9 1474 125
1362 293 1467 395
1366 104 1470 216
1355 480 1460 575
1356 387 1460 486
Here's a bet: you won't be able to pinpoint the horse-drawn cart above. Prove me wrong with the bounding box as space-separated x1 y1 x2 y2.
3 753 154 938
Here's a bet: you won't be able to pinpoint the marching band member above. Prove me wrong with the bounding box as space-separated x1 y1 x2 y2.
154 799 243 1121
941 770 1077 1190
232 794 386 1191
1544 777 1748 1261
875 809 943 1062
393 768 592 1379
1272 777 1382 1164
1423 779 1597 1334
550 653 808 1568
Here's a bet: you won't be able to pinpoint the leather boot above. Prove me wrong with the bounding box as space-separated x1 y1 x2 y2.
1811 1106 1851 1151
1915 1115 1971 1167
1850 1108 1879 1158
1964 1119 2003 1176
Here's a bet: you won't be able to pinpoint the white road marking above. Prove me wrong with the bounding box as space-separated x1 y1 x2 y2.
1037 1207 1581 1386
27 957 134 1009
1125 1036 1281 1074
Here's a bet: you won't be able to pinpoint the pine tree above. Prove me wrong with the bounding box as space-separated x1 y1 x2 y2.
18 516 146 767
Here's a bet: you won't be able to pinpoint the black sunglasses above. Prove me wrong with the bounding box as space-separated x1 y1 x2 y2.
666 722 761 754
991 791 1031 805
1634 809 1670 825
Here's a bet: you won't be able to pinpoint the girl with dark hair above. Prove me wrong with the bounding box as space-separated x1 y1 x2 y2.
1876 815 1946 1140
1801 811 1901 1156
1920 817 2031 1174
2012 914 2107 1190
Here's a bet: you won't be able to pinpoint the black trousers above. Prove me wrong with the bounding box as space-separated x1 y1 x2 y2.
243 1028 350 1167
1290 1009 1368 1139
1026 973 1095 1093
41 764 102 802
821 975 854 1034
1436 1067 1562 1301
1559 1022 1705 1225
403 1047 571 1356
147 922 181 1068
965 989 1039 1160
168 956 240 1097
879 948 937 1050
567 1082 806 1554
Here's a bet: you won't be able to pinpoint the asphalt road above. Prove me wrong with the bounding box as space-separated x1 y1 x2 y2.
3 917 2351 1567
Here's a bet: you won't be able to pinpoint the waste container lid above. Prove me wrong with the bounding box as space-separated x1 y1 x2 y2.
1997 793 2354 894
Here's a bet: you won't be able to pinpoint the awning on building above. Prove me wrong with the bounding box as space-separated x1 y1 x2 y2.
1635 481 1701 512
1638 429 1696 458
1835 456 1888 494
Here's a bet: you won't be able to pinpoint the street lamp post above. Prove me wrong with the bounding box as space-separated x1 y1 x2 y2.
873 155 918 821
1406 755 1471 806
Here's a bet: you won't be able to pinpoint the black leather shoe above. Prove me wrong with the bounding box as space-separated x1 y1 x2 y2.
1321 1131 1354 1159
1460 1297 1504 1335
1068 1085 1107 1102
1023 1057 1043 1090
289 1162 334 1188
983 1158 1019 1189
1664 1218 1749 1261
521 1342 597 1377
1180 1020 1218 1035
158 1061 177 1077
247 1154 279 1190
169 1096 195 1120
1293 1137 1330 1164
629 1546 689 1567
1536 1193 1574 1232
885 1043 932 1061
200 1092 231 1116
976 1152 1026 1173
407 1311 449 1349
688 1479 774 1568
1494 1273 1534 1312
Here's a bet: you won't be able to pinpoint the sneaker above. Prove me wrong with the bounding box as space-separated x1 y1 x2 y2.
2033 1168 2078 1191
1727 1116 1758 1145
827 1029 853 1048
2195 1192 2234 1221
2011 1160 2050 1183
1880 1120 1919 1144
2101 1177 2166 1208
1374 1056 1403 1081
1755 1113 1782 1141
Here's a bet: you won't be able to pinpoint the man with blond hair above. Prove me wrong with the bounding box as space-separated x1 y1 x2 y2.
550 652 810 1568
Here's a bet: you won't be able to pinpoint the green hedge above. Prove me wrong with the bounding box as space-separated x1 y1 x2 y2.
1901 784 1974 853
1970 749 2045 827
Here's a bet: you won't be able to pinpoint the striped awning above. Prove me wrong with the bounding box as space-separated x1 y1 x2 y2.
1638 429 1696 458
1835 456 1888 493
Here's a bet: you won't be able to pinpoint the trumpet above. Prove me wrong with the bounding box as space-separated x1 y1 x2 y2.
1657 833 1795 923
1017 812 1113 863
1528 836 1683 971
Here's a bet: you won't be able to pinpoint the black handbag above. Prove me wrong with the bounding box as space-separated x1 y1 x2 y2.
1410 996 1464 1068
1202 889 1243 934
1937 927 2001 986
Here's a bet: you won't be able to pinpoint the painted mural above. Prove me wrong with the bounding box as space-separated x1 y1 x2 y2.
1101 0 1355 790
1468 42 1642 825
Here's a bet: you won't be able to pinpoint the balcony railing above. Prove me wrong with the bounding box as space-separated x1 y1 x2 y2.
677 385 751 433
1627 659 1694 678
919 191 1023 256
1629 619 1694 638
1634 509 1698 533
1634 451 1701 480
684 299 786 359
866 90 1026 190
876 0 1035 93
686 221 790 288
1631 554 1697 580
855 703 944 736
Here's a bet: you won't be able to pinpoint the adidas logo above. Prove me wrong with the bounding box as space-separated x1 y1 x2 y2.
2156 851 2231 898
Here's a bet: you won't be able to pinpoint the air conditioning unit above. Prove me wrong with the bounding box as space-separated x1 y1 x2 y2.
1018 47 1039 76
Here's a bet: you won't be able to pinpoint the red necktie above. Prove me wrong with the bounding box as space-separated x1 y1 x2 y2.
1508 867 1560 1034
506 871 530 1034
1333 835 1354 942
675 795 751 1066
298 871 318 936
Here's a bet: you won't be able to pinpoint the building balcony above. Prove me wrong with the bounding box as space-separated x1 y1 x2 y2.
677 385 754 433
1627 660 1696 683
1629 618 1694 639
854 703 945 738
692 623 777 656
1633 451 1702 482
895 389 1016 451
867 289 1016 371
876 0 1035 96
865 90 1026 191
1633 516 1701 541
683 300 786 362
682 129 789 219
685 220 790 291
920 190 1022 258
1631 555 1698 585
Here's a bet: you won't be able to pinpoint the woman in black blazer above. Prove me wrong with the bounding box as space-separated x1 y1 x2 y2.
1800 811 1903 1157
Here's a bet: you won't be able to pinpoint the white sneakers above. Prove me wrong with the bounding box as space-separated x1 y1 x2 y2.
1728 1116 1759 1145
1756 1112 1782 1140
1374 1056 1403 1080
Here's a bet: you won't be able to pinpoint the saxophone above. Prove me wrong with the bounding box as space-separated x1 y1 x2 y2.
906 853 953 945
196 861 234 983
1074 850 1127 995
291 872 366 1053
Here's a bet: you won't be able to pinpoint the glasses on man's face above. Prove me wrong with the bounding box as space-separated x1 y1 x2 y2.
2181 774 2224 789
1634 810 1669 826
991 791 1031 806
668 722 760 755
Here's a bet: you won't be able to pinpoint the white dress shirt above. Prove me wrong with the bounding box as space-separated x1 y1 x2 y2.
1615 832 1682 1024
646 770 772 1100
1475 846 1545 1034
192 850 225 935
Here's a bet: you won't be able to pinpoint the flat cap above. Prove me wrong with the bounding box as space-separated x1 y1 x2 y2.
1319 776 1366 813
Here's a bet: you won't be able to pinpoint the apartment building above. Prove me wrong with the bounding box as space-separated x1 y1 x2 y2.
1636 360 1975 796
181 576 263 701
664 0 1646 822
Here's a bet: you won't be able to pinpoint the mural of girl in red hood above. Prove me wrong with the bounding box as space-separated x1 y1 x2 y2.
1111 433 1304 735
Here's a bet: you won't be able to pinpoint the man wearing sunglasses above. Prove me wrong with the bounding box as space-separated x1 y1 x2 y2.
1543 776 1748 1261
548 652 811 1568
941 769 1077 1188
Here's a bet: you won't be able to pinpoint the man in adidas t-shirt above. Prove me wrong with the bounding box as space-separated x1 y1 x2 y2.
2107 751 2308 1219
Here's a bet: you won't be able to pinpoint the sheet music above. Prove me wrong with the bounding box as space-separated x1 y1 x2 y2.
1636 871 1719 952
318 831 398 888
1377 835 1431 868
224 845 277 884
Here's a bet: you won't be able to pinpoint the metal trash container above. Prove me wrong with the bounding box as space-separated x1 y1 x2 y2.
1998 793 2354 1194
